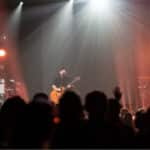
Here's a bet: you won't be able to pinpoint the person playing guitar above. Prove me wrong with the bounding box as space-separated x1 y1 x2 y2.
50 68 80 105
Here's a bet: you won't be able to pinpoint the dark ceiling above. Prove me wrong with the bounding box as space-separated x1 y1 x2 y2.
4 0 150 9
5 0 68 9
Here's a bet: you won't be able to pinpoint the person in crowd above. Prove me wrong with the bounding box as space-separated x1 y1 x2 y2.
107 98 135 148
84 91 109 148
134 108 150 148
24 92 53 148
120 108 134 129
32 92 50 104
0 96 27 148
51 90 85 148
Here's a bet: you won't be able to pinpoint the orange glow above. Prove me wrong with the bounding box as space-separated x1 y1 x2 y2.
53 117 61 124
0 1 29 102
0 49 6 57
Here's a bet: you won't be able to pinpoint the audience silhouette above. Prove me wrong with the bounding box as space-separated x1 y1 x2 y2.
0 89 150 148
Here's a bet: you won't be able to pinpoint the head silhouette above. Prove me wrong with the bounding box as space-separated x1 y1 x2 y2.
0 96 26 119
32 93 49 104
135 108 146 131
85 91 107 120
59 91 83 122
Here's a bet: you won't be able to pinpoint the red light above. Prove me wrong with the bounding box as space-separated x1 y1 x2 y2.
0 49 6 57
53 117 61 124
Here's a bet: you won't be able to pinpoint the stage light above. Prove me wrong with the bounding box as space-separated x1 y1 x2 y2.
0 49 6 57
3 35 7 40
20 1 24 6
89 0 111 14
1 35 7 40
10 79 15 83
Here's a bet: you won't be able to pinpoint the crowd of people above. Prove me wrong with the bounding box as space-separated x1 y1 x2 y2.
0 88 150 148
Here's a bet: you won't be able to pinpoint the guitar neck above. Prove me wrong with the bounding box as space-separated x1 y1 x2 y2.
67 78 80 87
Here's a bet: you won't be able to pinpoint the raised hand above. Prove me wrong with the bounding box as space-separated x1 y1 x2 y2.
113 86 122 101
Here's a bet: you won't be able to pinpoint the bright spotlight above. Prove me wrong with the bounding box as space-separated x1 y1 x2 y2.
20 1 24 6
89 0 111 14
3 35 7 40
0 49 6 57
